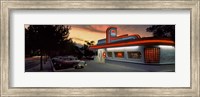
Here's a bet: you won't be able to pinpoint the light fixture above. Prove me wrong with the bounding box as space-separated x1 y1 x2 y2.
158 45 174 49
106 46 139 51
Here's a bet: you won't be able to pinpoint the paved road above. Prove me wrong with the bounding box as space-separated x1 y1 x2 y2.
25 57 175 72
25 56 41 70
25 56 52 72
55 60 175 72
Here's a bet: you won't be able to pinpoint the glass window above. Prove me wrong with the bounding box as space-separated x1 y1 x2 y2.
144 48 160 63
107 52 112 57
114 52 124 58
127 52 141 59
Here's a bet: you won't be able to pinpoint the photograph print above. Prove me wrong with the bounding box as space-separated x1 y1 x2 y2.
25 25 175 72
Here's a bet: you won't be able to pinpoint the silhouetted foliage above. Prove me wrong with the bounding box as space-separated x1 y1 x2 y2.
85 40 95 46
146 25 175 41
82 41 95 58
25 25 71 70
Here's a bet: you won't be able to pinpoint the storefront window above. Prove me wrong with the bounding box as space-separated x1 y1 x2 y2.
107 52 112 57
114 52 124 58
127 52 141 59
144 48 160 63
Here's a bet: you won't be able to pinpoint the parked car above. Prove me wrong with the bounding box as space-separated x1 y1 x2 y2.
52 56 62 61
52 56 87 70
76 61 87 69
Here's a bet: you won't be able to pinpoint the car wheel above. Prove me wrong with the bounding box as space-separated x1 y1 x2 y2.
75 66 78 69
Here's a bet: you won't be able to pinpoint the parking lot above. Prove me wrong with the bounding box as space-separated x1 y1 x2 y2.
54 60 175 72
25 56 175 72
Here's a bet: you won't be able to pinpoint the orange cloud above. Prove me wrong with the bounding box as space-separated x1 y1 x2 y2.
69 25 153 45
69 26 105 45
90 25 111 32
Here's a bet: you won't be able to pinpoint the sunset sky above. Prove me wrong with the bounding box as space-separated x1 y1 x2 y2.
69 25 153 45
25 25 153 45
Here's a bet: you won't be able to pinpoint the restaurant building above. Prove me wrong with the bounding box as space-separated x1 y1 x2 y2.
90 27 175 65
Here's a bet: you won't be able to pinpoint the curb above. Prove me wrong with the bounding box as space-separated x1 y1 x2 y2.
49 58 56 72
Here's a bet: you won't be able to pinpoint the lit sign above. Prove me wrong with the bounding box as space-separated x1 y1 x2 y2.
109 28 117 37
106 27 117 43
102 52 106 58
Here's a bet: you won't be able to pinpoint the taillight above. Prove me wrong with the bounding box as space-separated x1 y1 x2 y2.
144 48 160 63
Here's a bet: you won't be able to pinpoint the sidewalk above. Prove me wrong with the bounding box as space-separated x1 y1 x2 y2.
25 58 53 72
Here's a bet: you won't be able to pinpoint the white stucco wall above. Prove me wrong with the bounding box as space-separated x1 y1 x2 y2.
94 49 106 63
159 45 175 64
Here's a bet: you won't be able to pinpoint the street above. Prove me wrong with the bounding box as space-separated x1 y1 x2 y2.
25 57 175 72
25 56 41 70
25 56 52 72
54 60 175 72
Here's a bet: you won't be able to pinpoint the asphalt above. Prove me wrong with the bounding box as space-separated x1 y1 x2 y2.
25 58 53 72
54 60 175 72
25 57 175 72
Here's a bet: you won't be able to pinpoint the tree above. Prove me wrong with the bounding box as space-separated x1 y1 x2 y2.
146 25 175 41
85 40 95 46
25 25 71 70
82 41 95 58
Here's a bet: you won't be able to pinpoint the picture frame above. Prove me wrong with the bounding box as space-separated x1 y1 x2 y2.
1 0 199 96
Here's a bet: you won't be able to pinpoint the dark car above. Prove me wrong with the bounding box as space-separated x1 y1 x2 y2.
52 56 87 70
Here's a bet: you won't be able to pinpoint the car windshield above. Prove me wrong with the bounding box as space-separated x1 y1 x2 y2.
80 61 86 64
62 57 69 60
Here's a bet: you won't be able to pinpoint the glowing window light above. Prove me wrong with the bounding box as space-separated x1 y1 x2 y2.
144 48 160 63
158 45 174 49
90 40 174 49
114 52 124 58
107 46 139 51
117 53 123 57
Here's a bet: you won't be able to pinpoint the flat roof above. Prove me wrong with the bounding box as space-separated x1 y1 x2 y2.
90 38 175 49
